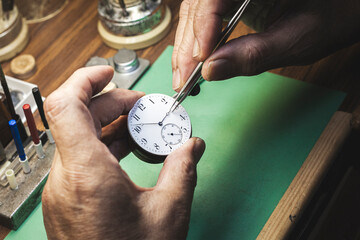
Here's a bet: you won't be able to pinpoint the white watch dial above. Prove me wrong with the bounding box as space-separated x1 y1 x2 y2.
128 94 192 156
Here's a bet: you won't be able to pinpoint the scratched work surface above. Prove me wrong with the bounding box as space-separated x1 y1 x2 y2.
5 46 345 239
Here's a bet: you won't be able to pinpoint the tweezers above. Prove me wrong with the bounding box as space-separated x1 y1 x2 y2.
169 0 252 112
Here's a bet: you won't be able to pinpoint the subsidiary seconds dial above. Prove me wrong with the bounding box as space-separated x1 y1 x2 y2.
127 94 192 163
161 123 182 145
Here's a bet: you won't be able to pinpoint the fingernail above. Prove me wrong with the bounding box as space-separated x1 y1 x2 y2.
192 38 200 58
193 137 205 163
173 69 181 91
135 91 146 96
206 59 230 81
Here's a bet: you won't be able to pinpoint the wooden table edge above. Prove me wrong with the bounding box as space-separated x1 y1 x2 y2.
257 111 352 239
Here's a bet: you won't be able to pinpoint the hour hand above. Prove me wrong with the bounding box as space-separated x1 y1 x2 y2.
133 122 159 126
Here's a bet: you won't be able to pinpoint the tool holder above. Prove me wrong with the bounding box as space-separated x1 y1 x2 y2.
0 129 55 230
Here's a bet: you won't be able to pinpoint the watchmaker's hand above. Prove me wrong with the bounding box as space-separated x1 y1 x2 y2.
42 66 206 239
172 0 360 90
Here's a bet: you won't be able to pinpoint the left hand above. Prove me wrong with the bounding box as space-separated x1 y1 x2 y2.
42 66 206 239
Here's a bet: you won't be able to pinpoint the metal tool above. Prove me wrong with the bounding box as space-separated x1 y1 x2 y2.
169 0 251 112
85 48 150 89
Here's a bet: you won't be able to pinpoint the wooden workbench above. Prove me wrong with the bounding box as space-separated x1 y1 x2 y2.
1 0 360 239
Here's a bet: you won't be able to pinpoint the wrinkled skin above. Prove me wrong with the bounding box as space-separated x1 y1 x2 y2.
172 0 360 91
42 66 206 240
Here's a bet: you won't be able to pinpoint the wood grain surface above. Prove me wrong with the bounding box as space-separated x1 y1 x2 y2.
257 111 352 240
0 0 360 238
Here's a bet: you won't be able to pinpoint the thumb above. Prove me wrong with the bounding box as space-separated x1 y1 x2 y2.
202 12 325 81
156 137 205 196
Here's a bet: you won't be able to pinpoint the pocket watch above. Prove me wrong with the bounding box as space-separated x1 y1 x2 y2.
127 93 192 163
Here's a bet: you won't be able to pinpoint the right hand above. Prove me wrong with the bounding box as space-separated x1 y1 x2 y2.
172 0 360 91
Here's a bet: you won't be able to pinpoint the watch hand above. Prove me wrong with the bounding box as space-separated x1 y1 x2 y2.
133 122 159 126
158 112 169 126
167 133 182 136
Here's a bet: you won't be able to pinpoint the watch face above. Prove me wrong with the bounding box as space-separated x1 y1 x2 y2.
128 94 192 159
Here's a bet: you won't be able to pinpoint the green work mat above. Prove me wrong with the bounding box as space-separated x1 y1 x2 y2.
5 46 345 239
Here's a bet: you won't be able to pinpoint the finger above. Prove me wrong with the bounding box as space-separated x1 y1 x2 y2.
101 115 131 160
192 0 233 61
61 66 114 105
172 0 191 72
101 115 128 145
172 0 199 92
138 136 204 240
156 137 205 196
89 89 144 137
202 11 326 81
107 138 131 161
44 66 114 155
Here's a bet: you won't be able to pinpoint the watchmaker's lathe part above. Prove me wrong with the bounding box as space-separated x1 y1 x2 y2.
85 48 149 90
0 4 29 62
113 48 139 73
97 0 171 50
